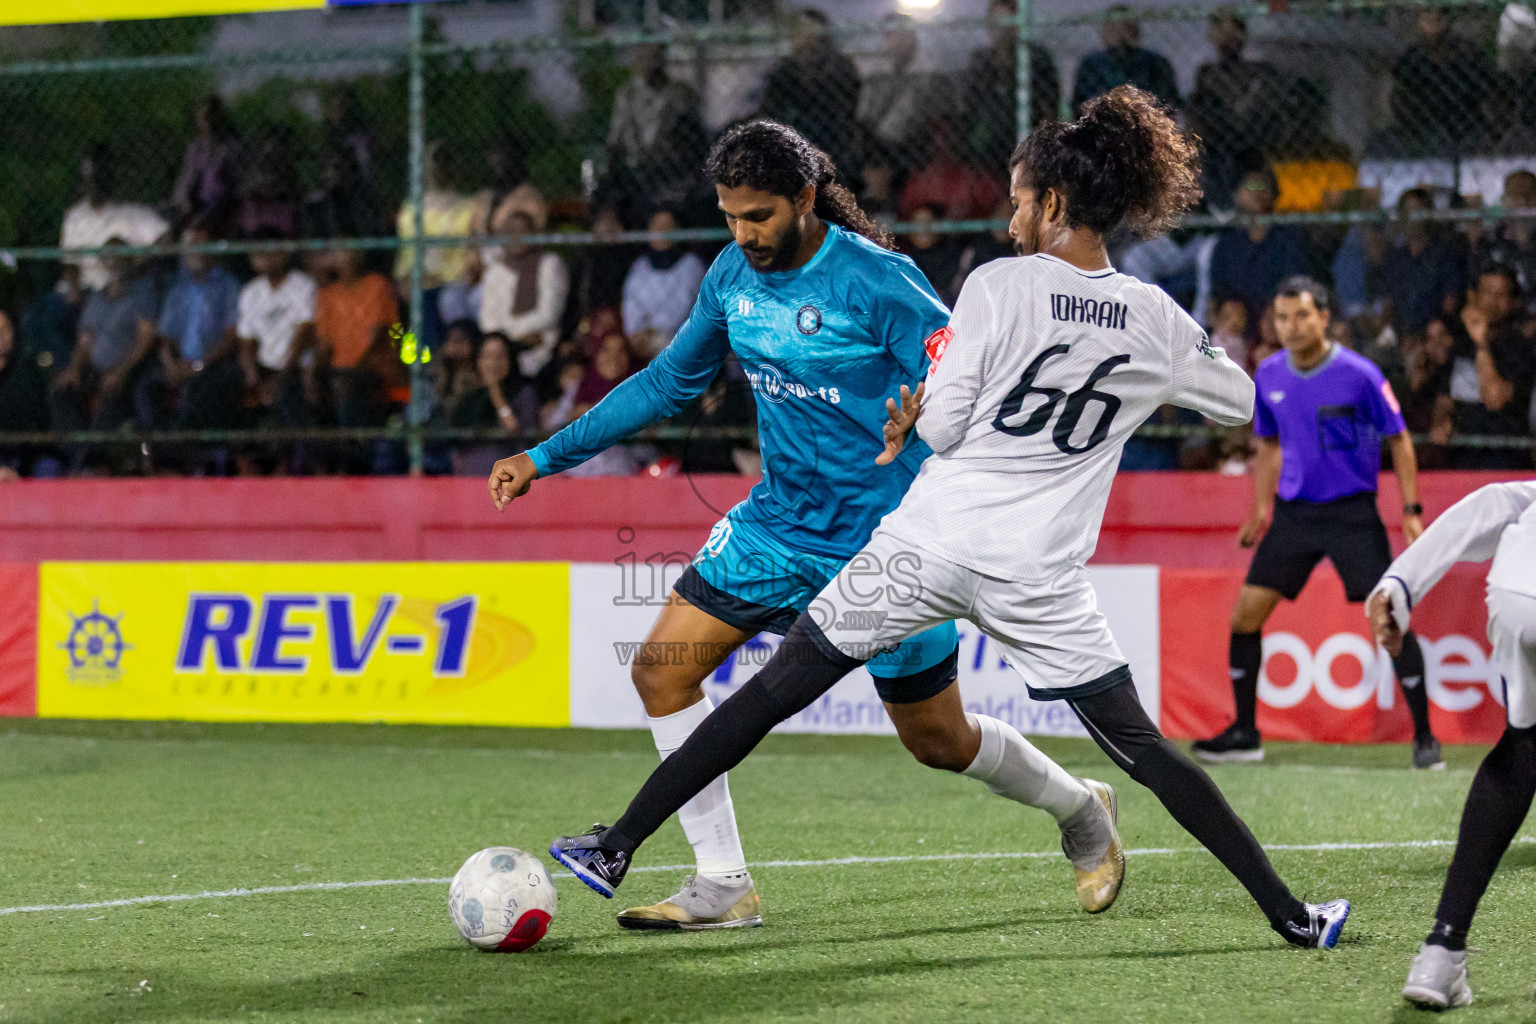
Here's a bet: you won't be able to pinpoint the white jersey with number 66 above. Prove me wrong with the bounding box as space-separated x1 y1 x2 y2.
880 252 1255 584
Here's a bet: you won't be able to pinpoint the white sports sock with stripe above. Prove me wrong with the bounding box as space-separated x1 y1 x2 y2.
962 714 1091 822
648 695 749 880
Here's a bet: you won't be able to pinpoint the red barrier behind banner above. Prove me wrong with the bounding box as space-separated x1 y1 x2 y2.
1160 565 1505 745
0 471 1515 564
0 564 38 717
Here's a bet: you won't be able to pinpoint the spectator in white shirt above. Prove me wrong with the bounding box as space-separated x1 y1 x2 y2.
478 211 569 378
61 148 170 292
237 234 317 405
622 208 706 360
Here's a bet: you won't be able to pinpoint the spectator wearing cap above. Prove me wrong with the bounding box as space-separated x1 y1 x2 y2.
1381 188 1466 338
1188 9 1284 210
759 9 862 178
857 15 945 170
1439 262 1534 469
61 147 170 293
1208 164 1310 337
962 0 1060 171
172 96 243 233
478 211 569 378
622 208 706 362
1071 6 1180 114
480 134 549 238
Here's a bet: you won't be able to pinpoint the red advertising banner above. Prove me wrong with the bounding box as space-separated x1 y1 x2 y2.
1160 565 1506 745
0 563 38 716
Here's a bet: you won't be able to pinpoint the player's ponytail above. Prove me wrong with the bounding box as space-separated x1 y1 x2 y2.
705 120 895 250
1010 85 1202 237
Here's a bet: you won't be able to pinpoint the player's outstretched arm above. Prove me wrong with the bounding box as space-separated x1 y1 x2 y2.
519 278 731 483
875 383 924 465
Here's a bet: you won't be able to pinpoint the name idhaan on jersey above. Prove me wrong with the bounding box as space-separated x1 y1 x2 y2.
1051 294 1128 331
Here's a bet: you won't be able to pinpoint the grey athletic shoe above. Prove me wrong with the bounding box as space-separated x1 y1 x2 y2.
616 872 762 931
1403 943 1473 1009
1413 736 1447 771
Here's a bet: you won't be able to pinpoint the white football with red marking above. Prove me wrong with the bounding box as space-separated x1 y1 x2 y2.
448 847 557 952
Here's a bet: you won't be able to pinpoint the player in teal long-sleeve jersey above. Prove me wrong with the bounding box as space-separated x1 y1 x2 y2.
489 121 1122 930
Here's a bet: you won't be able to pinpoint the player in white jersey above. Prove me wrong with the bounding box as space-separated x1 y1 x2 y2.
1366 483 1536 1008
550 86 1350 949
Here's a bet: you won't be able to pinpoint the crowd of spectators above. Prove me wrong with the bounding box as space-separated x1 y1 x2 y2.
2 3 1535 477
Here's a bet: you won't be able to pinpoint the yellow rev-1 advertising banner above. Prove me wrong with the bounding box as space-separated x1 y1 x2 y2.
37 563 568 726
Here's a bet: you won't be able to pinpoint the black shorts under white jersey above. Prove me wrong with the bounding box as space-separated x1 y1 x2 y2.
1245 491 1393 602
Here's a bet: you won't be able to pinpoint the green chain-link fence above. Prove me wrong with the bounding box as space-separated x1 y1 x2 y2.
1 0 1534 476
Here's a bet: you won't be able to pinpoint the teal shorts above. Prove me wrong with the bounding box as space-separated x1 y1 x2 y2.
677 511 959 702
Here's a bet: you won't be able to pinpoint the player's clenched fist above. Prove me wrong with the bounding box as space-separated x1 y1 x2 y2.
875 382 925 466
488 452 540 511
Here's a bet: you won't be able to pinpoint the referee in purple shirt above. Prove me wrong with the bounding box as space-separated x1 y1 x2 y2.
1194 276 1443 769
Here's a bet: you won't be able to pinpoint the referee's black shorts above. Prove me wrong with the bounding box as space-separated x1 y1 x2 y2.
1245 491 1392 602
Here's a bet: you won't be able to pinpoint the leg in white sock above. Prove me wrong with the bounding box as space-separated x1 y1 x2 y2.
648 695 748 879
962 714 1091 822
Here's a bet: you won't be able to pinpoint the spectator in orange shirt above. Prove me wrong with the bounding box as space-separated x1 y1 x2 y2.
314 246 399 370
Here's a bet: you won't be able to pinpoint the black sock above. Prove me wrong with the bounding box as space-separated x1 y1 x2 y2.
1428 725 1536 943
606 616 862 855
1393 631 1433 742
1070 682 1303 928
1230 631 1261 732
1131 740 1304 927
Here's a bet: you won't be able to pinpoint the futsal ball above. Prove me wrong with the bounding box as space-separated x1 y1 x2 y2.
448 847 557 952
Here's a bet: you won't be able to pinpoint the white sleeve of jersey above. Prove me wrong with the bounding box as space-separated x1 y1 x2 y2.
1376 482 1536 607
1166 298 1254 426
917 272 994 456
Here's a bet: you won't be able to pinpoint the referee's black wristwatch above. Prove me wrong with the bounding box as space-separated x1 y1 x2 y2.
1403 503 1424 516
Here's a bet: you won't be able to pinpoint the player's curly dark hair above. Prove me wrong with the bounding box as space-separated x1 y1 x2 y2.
704 120 895 250
1010 85 1202 237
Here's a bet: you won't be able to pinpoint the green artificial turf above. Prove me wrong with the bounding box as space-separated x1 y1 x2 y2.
1 719 1533 1023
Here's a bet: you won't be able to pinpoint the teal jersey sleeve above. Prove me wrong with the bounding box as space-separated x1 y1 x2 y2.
527 259 732 477
867 260 951 381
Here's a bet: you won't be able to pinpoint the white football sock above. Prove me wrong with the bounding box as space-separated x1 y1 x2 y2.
962 714 1091 822
648 695 749 879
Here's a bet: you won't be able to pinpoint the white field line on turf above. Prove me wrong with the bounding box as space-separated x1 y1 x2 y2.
3 835 1532 917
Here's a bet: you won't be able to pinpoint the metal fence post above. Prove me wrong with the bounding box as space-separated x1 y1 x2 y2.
407 1 427 476
1014 0 1032 143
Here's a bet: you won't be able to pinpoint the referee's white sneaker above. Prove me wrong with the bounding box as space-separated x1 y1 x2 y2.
1403 943 1473 1009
